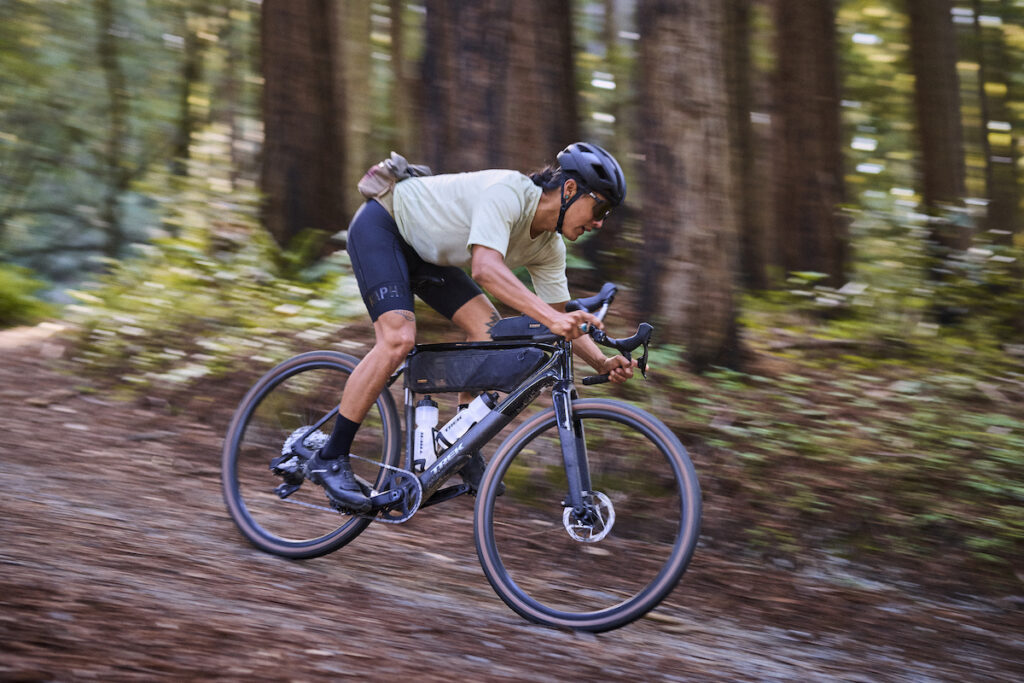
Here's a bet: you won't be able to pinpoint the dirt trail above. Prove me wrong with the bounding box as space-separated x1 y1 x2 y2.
1 327 1021 681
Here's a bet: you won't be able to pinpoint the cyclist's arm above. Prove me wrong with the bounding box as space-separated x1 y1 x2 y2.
470 245 599 340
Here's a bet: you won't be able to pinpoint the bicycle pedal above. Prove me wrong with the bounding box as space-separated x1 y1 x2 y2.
275 482 301 499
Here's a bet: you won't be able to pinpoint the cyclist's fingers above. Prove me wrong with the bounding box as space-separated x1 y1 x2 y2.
574 311 603 331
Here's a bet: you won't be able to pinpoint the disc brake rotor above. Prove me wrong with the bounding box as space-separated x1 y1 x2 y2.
563 491 615 542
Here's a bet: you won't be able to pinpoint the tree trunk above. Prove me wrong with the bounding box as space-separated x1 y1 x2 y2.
338 0 371 215
504 0 578 170
420 0 577 172
907 0 971 250
973 0 1021 240
260 0 344 247
725 0 770 290
638 0 740 371
217 0 246 188
773 0 847 286
390 0 416 158
172 4 205 177
94 0 130 258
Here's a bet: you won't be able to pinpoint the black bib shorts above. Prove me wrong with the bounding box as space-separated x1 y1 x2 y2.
346 199 483 322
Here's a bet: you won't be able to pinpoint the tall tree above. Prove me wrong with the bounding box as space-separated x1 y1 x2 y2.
637 0 740 370
419 0 577 172
94 0 131 258
972 0 1021 240
390 0 416 158
725 0 771 289
338 0 372 214
773 0 847 286
260 0 344 246
171 1 207 177
907 0 971 250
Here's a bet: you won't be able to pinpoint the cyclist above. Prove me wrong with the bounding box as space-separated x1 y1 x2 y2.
308 142 638 512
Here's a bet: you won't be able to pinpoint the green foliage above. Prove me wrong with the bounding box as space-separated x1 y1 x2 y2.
650 268 1024 579
0 263 54 326
66 151 364 395
1 0 258 287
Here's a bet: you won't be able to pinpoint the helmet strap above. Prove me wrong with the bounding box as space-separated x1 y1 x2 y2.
556 180 584 235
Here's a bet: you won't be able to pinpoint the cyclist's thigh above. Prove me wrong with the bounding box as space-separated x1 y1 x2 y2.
449 293 500 340
413 263 484 321
346 200 416 322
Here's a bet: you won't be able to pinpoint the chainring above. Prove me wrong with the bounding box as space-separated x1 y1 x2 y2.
366 461 423 524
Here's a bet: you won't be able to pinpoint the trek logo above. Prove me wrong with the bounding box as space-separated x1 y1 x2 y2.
368 284 402 307
434 442 465 473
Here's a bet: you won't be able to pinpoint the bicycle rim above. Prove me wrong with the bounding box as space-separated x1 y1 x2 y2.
222 351 400 558
475 399 701 631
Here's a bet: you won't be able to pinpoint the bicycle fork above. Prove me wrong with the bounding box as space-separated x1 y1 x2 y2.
553 382 593 517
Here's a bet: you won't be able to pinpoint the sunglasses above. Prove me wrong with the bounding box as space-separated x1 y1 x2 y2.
586 191 612 221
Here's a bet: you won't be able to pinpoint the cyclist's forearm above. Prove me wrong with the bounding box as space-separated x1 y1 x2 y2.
573 334 609 371
472 254 558 325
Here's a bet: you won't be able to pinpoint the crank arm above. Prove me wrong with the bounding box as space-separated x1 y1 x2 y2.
368 488 404 508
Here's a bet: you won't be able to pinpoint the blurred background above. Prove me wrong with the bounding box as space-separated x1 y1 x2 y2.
1 0 1021 589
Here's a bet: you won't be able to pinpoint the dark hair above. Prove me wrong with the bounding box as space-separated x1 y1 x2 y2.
530 165 568 192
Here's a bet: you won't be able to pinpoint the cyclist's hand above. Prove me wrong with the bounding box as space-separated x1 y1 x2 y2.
601 355 638 383
548 310 603 341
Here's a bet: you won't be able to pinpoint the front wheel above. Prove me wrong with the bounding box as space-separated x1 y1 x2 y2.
474 399 701 632
221 350 401 559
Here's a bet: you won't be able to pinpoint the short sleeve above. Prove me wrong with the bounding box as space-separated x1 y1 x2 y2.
466 183 524 257
526 238 570 303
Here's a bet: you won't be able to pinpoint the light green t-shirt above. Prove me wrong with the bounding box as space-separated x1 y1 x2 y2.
392 170 569 304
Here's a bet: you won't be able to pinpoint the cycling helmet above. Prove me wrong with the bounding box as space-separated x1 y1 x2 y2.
557 142 627 207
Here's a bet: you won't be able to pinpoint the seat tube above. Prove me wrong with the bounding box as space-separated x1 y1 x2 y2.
403 385 415 471
553 381 590 511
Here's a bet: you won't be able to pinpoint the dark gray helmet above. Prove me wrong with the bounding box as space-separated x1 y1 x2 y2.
557 142 627 206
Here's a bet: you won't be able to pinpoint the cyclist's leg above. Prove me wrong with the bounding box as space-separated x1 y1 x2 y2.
450 293 501 342
340 200 419 425
310 201 416 509
337 311 415 422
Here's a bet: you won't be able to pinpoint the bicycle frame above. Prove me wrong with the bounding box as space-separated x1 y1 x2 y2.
394 338 593 512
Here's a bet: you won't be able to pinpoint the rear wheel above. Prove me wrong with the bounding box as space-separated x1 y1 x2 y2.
221 351 401 559
474 399 701 631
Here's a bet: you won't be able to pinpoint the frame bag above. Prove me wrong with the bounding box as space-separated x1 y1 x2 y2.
407 347 548 394
488 315 551 341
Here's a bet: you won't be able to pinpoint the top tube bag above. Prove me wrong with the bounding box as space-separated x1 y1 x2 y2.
407 346 548 394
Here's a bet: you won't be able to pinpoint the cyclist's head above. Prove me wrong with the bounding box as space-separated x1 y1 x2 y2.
529 142 626 234
556 142 626 208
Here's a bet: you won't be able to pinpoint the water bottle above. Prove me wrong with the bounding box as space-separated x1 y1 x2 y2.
414 396 439 472
436 392 498 450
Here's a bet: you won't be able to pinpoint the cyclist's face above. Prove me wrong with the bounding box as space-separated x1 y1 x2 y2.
564 187 610 240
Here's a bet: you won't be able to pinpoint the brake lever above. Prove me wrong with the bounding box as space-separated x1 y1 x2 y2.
635 323 652 379
588 323 653 380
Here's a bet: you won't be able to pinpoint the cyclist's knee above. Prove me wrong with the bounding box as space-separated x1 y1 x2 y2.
374 310 416 362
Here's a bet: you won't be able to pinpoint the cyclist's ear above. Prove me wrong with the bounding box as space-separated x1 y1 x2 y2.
562 178 578 198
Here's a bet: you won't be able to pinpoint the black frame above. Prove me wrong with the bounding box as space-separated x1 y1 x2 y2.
391 337 591 510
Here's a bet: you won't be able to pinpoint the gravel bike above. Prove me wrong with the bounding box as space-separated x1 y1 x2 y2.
221 283 702 632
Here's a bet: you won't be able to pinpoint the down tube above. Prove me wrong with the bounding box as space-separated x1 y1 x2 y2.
419 409 514 496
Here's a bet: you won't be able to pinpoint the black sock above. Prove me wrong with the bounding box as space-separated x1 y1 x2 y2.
320 415 360 460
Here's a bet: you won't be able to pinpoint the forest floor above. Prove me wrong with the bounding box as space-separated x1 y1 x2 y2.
1 325 1022 681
